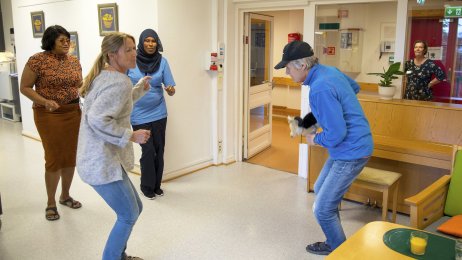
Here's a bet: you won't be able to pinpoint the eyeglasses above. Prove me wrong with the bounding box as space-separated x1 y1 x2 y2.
57 38 70 44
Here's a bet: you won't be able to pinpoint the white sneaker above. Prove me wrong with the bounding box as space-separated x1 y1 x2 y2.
142 192 155 200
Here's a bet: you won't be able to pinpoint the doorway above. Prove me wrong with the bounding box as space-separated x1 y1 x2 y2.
242 13 274 159
242 10 304 174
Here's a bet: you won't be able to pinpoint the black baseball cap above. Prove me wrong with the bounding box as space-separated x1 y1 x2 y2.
274 41 314 69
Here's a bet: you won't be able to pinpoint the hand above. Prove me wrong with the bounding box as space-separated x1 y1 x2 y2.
165 86 175 96
135 76 152 91
306 133 316 145
44 100 59 112
131 129 151 144
141 76 152 91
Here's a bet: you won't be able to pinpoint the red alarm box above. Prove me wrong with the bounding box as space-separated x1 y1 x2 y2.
288 33 302 43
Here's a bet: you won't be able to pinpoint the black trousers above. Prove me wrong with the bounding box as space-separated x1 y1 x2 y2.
132 118 167 195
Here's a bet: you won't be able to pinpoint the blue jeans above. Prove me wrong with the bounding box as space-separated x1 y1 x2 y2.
92 170 143 260
313 156 369 250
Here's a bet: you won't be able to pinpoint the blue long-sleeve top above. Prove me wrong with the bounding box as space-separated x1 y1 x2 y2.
305 64 373 160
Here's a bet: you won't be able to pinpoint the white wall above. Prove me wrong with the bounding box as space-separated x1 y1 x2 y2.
225 0 237 163
157 0 215 172
357 2 397 83
13 0 216 177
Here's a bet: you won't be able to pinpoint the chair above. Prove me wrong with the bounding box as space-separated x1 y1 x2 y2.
405 145 462 230
351 167 401 223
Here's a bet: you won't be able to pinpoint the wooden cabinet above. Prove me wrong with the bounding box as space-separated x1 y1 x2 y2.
307 95 462 214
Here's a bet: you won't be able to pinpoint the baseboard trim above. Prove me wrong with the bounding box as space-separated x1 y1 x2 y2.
22 132 230 183
132 159 215 182
22 130 41 142
131 159 237 182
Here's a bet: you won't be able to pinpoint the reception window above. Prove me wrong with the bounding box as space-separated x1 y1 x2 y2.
314 2 398 91
407 0 462 103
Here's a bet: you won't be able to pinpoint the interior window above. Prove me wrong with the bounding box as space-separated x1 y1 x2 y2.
407 0 462 103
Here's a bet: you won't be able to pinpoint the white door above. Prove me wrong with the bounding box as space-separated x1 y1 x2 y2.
243 13 274 159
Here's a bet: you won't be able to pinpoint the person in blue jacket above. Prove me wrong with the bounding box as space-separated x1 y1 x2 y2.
275 41 373 255
128 29 176 199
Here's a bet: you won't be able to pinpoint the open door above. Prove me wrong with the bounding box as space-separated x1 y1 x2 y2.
243 13 274 159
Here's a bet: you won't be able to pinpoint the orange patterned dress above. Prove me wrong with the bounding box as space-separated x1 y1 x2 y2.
27 52 82 172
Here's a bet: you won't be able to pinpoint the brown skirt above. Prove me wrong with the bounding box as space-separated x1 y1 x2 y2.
33 103 81 172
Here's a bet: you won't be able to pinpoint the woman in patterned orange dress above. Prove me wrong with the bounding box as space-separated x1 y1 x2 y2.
20 25 82 221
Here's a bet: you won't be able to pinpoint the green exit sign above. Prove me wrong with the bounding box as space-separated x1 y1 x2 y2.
445 6 462 18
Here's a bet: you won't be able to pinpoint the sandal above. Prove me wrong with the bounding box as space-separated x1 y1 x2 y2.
306 241 333 255
59 197 82 209
125 256 143 260
45 207 60 221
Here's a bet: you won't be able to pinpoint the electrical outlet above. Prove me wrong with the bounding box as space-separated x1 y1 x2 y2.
218 140 223 153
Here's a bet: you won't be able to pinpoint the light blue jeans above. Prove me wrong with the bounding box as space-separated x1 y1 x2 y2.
92 170 143 260
313 156 369 250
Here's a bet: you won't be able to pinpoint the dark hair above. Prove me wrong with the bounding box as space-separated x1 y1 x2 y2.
41 25 70 51
413 40 428 55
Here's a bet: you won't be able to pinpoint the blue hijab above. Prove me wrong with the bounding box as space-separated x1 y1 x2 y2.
136 29 164 74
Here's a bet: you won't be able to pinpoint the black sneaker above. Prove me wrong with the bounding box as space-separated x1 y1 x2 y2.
154 188 164 196
142 192 156 200
306 242 333 255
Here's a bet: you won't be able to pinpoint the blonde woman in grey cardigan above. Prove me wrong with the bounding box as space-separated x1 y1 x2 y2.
77 32 151 260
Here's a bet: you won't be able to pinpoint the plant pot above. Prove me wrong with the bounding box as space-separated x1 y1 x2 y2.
378 85 396 100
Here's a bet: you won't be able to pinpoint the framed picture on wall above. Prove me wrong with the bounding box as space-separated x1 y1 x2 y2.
427 47 442 60
69 31 79 59
98 3 118 36
30 11 45 38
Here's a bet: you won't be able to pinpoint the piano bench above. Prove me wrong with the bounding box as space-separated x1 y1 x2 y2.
352 167 402 223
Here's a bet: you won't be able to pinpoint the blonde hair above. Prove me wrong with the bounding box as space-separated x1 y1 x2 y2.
79 32 136 97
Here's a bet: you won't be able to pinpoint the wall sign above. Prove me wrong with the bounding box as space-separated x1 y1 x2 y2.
98 3 119 36
327 47 336 55
445 6 462 18
30 11 45 38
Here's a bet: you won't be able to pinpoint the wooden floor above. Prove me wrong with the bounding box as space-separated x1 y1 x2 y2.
247 116 303 174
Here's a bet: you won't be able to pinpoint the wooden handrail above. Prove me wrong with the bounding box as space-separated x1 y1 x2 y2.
272 77 301 88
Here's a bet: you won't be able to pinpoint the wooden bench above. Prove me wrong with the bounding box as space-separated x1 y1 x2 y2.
309 137 452 215
352 167 402 222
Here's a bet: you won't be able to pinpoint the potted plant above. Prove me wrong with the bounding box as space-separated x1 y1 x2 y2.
367 62 405 100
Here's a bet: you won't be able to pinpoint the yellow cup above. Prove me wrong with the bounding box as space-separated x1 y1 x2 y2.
410 231 428 255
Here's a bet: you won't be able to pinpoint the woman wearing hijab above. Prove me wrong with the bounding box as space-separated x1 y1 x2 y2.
128 29 176 199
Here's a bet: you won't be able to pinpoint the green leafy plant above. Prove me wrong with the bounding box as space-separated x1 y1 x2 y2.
367 62 405 87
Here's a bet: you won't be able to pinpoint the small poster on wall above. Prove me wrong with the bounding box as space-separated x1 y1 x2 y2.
427 47 442 60
98 3 118 36
31 11 45 38
340 32 352 49
69 32 79 59
327 46 336 55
